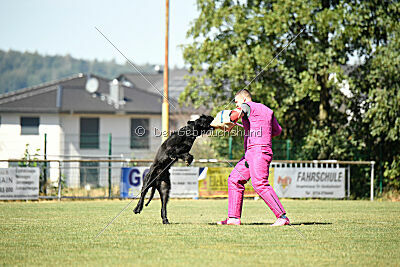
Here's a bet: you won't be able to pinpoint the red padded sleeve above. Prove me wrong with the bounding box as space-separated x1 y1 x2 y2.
230 110 240 122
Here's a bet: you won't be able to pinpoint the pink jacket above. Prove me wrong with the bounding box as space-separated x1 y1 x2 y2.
242 101 282 153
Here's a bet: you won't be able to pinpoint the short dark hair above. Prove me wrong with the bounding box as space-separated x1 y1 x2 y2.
236 89 252 99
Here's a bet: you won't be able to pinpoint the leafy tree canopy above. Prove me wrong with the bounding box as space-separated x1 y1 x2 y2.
181 0 400 191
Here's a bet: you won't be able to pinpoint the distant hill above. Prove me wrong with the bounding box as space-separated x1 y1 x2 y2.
0 49 156 94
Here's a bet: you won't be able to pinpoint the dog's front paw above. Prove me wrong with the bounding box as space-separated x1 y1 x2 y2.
162 219 170 224
185 154 194 166
133 205 142 214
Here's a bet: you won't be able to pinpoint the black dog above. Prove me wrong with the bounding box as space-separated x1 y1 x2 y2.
133 114 214 224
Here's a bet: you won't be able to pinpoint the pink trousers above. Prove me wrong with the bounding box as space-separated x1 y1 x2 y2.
228 146 286 219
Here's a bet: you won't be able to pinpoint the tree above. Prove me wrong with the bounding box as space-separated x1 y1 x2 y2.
351 21 400 191
181 0 400 193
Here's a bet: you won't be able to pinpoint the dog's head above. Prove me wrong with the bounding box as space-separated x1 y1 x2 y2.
187 114 214 134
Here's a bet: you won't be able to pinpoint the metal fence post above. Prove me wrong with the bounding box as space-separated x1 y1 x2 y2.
43 133 47 195
347 165 350 199
286 140 291 160
370 161 375 201
228 136 233 160
108 133 112 198
379 145 383 195
57 160 62 201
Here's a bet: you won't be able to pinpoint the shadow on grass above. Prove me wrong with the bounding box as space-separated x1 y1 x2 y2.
290 222 332 226
241 222 332 226
204 222 332 226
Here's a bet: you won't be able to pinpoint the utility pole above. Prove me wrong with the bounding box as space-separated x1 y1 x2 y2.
162 0 170 143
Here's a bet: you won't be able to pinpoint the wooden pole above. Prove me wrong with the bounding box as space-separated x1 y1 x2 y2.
162 0 170 143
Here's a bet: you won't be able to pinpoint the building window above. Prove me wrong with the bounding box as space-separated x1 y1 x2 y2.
80 162 99 188
21 117 39 135
131 118 149 149
80 118 99 149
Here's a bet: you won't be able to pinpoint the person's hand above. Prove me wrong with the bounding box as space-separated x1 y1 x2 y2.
210 121 234 130
222 122 235 132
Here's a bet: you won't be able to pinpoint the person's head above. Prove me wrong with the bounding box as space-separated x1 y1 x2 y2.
234 89 252 108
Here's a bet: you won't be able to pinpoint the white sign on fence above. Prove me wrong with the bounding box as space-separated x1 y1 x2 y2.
169 167 199 198
274 167 345 198
120 167 199 198
0 168 40 200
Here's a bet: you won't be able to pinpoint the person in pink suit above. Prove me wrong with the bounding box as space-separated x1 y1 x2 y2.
217 89 290 226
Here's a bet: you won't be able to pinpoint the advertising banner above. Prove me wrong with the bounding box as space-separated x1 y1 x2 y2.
120 166 344 199
120 167 149 198
274 167 345 198
0 168 40 200
169 167 199 198
120 167 199 198
198 167 275 198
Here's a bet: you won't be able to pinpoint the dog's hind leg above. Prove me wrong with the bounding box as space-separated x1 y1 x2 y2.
133 171 153 214
133 187 149 214
145 186 157 207
158 178 171 224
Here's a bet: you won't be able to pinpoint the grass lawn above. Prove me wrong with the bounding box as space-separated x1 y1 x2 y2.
1 199 399 266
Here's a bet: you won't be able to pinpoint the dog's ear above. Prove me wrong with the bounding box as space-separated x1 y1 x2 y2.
201 115 213 122
187 120 195 126
205 115 214 123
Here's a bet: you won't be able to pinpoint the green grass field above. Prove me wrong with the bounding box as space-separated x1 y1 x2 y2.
1 199 399 266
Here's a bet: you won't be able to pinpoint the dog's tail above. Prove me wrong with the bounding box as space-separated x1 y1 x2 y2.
145 186 157 206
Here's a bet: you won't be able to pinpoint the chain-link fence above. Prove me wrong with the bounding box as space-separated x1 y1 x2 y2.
0 158 376 200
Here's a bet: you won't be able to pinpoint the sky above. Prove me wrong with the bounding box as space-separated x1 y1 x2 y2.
0 0 199 68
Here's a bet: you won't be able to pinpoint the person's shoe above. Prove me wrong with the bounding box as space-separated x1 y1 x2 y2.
271 216 290 226
217 218 241 225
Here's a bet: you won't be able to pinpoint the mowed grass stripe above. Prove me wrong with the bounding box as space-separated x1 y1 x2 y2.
0 199 399 266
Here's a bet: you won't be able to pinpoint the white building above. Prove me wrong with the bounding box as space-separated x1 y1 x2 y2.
0 72 199 188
